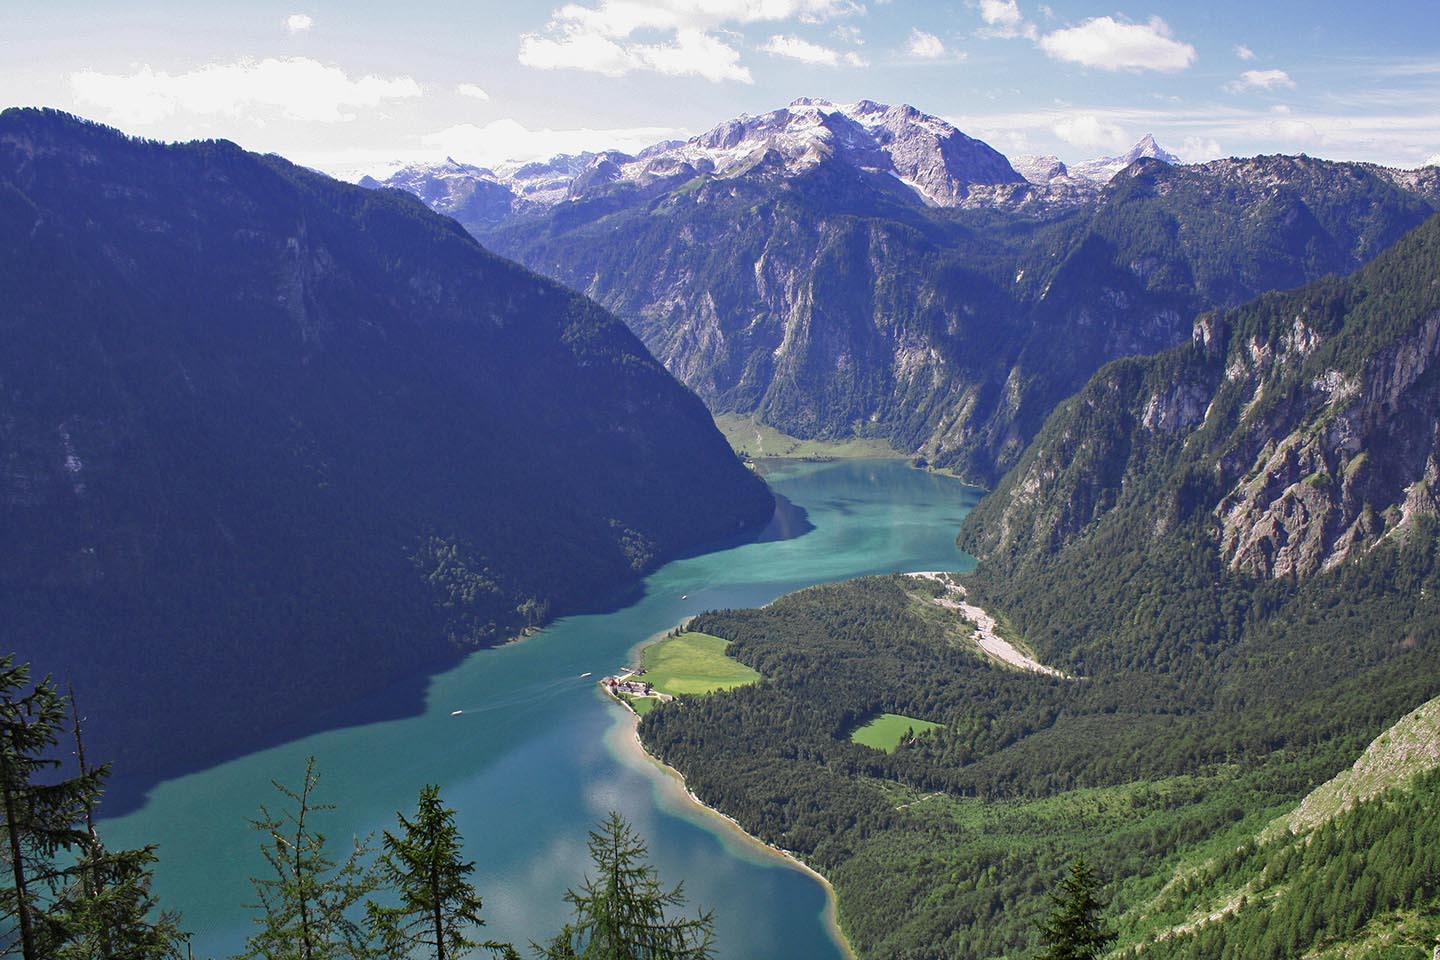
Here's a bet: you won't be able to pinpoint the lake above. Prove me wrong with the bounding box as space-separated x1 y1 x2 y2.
104 459 981 958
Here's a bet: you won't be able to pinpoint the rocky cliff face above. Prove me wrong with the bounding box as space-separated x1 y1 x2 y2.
1213 306 1440 578
962 212 1440 581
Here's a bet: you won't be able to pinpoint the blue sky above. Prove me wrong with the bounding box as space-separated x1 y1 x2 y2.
4 1 1437 175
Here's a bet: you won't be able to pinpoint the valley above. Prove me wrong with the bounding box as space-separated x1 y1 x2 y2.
2 29 1438 956
103 459 984 958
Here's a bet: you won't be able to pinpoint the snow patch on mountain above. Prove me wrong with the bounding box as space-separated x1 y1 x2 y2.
361 98 1031 216
1071 134 1182 183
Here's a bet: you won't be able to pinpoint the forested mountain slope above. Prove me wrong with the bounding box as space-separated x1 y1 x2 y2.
0 108 773 780
960 210 1440 609
637 214 1440 959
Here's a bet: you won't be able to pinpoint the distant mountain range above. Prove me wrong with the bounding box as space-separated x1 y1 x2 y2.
362 100 1440 483
0 108 773 780
361 98 1033 220
356 100 1194 223
363 98 1439 484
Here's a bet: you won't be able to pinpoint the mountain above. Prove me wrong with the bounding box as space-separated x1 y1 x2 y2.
365 98 1030 233
1128 695 1440 959
961 210 1440 584
367 102 1436 485
0 108 774 781
636 214 1440 960
1008 153 1072 185
358 156 518 231
1070 133 1183 182
481 144 1436 484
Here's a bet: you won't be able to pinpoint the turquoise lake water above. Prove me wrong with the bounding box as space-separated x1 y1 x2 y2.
104 459 981 958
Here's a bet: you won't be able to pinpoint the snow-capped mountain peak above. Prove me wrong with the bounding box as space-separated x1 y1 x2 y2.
638 97 1024 206
1071 134 1182 183
357 99 1038 221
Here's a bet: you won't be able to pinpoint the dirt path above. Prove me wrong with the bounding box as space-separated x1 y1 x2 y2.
906 572 1068 678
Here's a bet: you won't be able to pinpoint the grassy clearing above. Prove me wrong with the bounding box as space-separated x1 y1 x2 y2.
641 631 761 696
713 414 903 460
623 694 657 717
849 713 944 752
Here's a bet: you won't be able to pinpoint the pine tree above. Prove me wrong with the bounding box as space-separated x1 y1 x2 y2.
540 812 713 960
368 784 511 960
0 656 100 957
38 688 187 959
0 658 185 959
238 756 378 960
1035 859 1116 960
41 844 188 960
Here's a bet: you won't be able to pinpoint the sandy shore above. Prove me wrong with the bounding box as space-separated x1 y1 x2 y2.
602 707 858 960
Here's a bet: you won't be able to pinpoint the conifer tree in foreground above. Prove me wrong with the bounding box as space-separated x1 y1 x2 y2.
239 756 378 960
1035 859 1116 960
368 783 514 960
0 656 186 959
539 812 713 960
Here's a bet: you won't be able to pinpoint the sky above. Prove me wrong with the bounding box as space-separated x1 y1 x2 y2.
4 1 1438 177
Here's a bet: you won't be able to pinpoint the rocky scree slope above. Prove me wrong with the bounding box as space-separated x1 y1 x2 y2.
0 108 773 779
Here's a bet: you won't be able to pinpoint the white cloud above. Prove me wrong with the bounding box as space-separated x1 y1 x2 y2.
1264 117 1322 146
1181 136 1224 161
540 0 858 36
456 83 491 101
1053 113 1129 152
951 101 1440 168
285 13 313 33
906 29 946 60
520 0 858 81
69 58 421 126
1039 16 1196 72
1227 68 1295 92
975 0 1036 39
760 34 865 67
419 117 684 167
979 0 1023 27
519 26 751 82
1234 44 1255 61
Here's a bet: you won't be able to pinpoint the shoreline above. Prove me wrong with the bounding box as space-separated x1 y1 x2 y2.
602 705 858 960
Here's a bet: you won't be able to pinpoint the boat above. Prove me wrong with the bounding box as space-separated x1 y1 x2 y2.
681 595 688 599
579 672 592 678
450 710 463 716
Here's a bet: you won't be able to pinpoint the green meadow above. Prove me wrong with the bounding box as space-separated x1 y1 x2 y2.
641 631 761 696
713 414 902 461
849 713 944 753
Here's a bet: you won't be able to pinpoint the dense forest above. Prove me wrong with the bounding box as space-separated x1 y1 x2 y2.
638 557 1440 958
